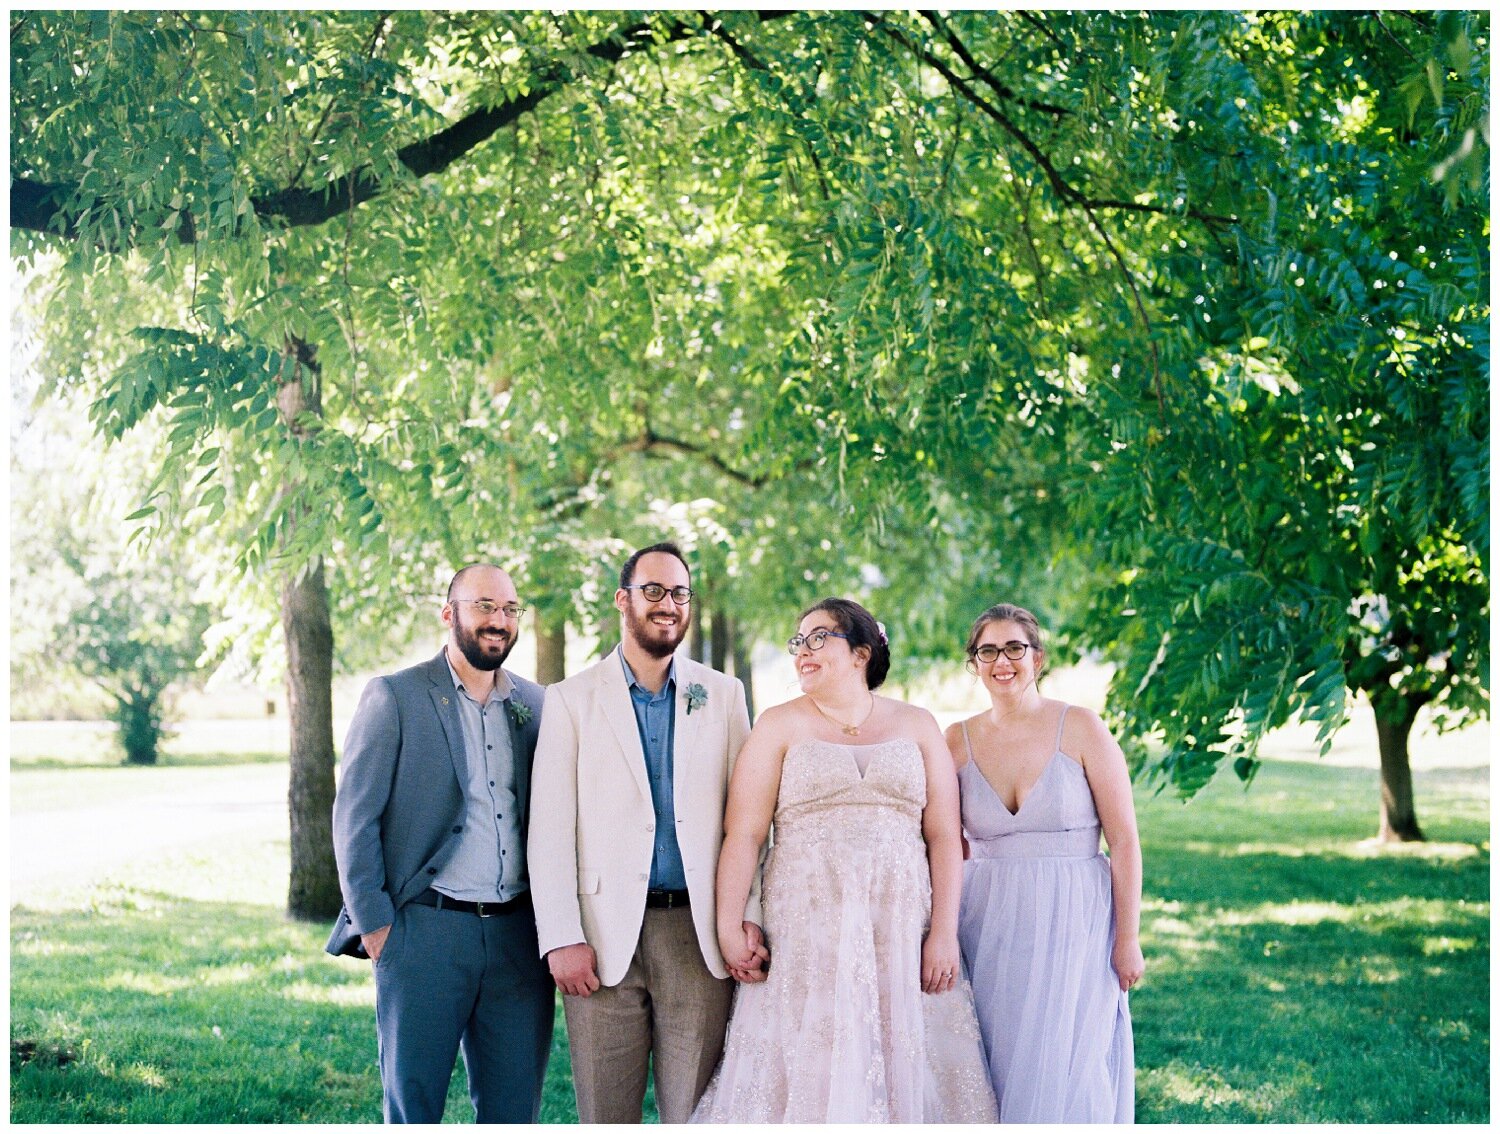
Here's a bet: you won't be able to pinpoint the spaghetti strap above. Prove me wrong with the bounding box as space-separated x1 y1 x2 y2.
1054 704 1071 753
960 719 977 764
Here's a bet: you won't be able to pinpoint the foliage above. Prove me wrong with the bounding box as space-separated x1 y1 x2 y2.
9 369 215 758
1056 11 1490 797
8 11 1489 810
58 568 213 765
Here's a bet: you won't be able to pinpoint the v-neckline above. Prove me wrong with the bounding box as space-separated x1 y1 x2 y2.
845 741 882 781
970 749 1061 817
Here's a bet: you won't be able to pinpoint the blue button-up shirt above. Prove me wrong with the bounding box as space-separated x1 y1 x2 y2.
431 654 526 902
620 651 687 890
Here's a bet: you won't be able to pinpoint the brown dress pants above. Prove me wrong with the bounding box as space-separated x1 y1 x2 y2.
562 906 734 1123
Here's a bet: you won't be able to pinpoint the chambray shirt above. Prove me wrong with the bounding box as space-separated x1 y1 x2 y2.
620 651 688 891
430 653 526 902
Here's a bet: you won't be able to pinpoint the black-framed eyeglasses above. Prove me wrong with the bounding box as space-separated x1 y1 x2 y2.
786 629 852 655
969 642 1033 664
622 583 694 605
451 599 527 620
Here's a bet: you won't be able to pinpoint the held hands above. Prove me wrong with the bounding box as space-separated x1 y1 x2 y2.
719 920 771 983
1113 936 1145 992
361 924 391 962
921 932 962 994
548 942 601 997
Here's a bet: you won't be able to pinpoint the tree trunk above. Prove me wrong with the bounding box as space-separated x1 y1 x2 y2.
731 621 756 720
710 609 730 673
536 615 566 684
688 599 706 664
284 558 342 917
278 337 342 919
1369 690 1425 842
116 691 161 765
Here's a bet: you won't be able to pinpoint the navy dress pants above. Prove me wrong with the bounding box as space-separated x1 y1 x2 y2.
373 900 554 1123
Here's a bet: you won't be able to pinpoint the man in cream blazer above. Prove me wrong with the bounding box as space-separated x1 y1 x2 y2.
528 542 766 1123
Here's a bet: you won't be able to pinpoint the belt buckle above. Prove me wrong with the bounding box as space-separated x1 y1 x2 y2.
474 901 496 918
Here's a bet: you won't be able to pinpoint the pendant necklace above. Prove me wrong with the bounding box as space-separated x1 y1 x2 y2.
811 693 876 736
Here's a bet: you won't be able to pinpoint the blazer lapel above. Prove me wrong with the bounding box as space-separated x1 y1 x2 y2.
502 673 531 836
672 659 706 810
600 648 652 801
425 652 469 788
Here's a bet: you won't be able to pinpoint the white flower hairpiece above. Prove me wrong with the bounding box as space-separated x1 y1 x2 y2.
876 620 889 645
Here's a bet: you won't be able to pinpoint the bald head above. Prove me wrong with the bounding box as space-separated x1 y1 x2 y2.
447 563 509 604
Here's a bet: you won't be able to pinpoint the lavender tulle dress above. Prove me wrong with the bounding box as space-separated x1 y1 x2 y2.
958 706 1134 1122
691 738 997 1123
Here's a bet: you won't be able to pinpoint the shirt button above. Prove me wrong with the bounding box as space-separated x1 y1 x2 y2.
639 873 648 882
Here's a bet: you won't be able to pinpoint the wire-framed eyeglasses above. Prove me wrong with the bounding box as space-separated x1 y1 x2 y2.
451 599 526 620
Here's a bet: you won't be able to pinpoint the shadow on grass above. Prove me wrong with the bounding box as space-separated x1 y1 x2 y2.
1135 840 1489 1122
10 894 585 1123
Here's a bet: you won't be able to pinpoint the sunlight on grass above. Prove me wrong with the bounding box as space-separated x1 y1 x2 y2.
102 971 195 996
119 1062 168 1090
1146 1062 1265 1111
281 979 375 1008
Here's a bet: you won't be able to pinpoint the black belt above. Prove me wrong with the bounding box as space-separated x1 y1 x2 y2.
411 888 531 917
645 888 691 909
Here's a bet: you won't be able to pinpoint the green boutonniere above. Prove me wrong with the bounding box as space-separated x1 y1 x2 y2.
686 683 708 715
509 700 534 727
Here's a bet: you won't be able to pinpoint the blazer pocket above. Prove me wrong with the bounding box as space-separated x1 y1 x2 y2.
578 870 601 895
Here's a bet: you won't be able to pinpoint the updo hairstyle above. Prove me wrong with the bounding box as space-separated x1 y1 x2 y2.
964 602 1046 678
799 597 891 690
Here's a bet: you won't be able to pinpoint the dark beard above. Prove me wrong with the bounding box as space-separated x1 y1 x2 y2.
624 603 684 660
453 619 513 671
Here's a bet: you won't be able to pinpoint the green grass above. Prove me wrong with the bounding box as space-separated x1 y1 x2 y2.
10 750 1487 1123
1133 757 1489 1122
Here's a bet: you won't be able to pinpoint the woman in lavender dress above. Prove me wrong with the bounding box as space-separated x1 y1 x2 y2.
946 603 1142 1123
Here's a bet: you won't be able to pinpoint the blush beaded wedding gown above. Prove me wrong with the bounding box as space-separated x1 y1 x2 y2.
691 737 997 1123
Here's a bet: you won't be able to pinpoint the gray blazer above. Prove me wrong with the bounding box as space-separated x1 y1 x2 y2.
325 650 546 957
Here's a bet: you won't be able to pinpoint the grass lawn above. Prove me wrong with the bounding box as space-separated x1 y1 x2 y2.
10 730 1488 1122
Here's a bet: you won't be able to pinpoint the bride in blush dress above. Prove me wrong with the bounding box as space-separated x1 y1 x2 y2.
947 603 1142 1122
691 598 996 1124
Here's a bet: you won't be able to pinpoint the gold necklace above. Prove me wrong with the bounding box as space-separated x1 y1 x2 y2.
810 693 875 736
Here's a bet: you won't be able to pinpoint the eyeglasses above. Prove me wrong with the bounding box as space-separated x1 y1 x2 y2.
622 583 694 605
786 629 852 655
969 642 1034 664
452 599 526 620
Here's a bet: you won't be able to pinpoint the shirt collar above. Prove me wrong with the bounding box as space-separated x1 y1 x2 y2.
444 648 512 701
619 648 677 695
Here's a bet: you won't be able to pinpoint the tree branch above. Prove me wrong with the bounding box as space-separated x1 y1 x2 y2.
917 11 1071 119
865 12 1237 231
632 426 777 489
13 12 796 244
699 11 831 202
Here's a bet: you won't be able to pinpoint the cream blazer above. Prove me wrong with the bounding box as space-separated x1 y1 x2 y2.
527 647 757 986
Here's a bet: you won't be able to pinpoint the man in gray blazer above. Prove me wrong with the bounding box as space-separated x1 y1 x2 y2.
326 563 553 1123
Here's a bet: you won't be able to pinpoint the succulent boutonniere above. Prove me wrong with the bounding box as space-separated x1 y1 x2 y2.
685 683 708 715
509 699 534 727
